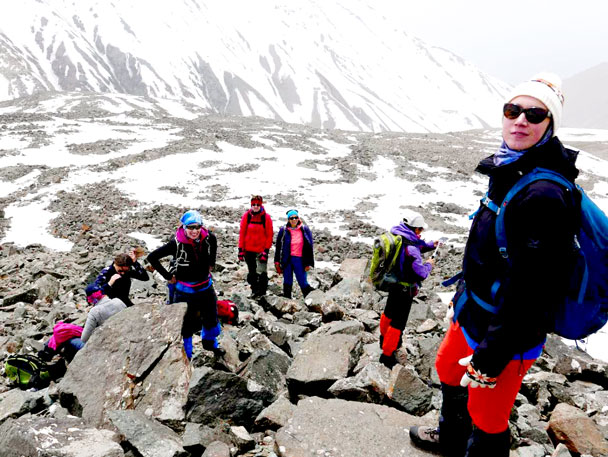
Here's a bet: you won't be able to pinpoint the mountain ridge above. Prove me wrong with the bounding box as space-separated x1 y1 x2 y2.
0 0 510 132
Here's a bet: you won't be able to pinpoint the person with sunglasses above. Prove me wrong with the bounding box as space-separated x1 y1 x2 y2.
238 195 274 298
147 210 222 359
410 73 580 456
274 209 315 299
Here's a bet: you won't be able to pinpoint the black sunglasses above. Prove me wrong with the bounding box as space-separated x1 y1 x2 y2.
289 216 299 220
503 103 551 124
186 224 201 230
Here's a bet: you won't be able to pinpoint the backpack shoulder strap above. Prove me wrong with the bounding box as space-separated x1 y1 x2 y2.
493 167 575 262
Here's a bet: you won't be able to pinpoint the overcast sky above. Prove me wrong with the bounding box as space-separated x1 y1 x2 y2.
393 0 608 85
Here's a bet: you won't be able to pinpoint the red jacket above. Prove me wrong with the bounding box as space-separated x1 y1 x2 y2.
239 208 274 253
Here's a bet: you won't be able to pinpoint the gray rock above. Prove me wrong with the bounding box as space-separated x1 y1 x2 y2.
254 395 296 431
0 415 123 457
286 333 362 396
57 302 189 427
34 274 60 302
202 441 231 457
186 367 275 428
328 361 390 402
0 389 48 425
387 364 434 416
325 278 363 308
239 349 291 396
332 258 368 284
292 310 323 329
275 397 438 457
108 410 187 457
548 403 608 456
304 290 345 322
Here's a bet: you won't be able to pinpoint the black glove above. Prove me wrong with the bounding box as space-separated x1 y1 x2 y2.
238 248 244 262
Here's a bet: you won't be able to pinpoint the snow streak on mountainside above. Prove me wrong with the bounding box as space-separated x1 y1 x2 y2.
0 0 510 133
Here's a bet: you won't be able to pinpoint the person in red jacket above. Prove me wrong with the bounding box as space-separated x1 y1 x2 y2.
238 195 274 298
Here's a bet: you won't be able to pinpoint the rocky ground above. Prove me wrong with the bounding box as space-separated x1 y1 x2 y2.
0 93 607 456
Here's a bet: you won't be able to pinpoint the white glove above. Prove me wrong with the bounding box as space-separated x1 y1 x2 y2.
458 355 497 389
445 302 454 322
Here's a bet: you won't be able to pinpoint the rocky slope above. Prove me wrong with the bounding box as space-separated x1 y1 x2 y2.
0 93 608 456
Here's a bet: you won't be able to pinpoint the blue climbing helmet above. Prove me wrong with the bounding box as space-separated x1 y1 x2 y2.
180 210 203 227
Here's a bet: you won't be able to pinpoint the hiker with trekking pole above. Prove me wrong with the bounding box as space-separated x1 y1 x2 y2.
371 214 439 368
409 73 594 456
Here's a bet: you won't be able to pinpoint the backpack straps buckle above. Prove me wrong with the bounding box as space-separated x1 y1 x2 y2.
481 194 500 215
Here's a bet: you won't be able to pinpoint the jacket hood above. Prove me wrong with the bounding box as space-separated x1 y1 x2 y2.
390 222 419 243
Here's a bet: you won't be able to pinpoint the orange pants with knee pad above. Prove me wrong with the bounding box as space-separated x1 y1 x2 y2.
435 322 536 434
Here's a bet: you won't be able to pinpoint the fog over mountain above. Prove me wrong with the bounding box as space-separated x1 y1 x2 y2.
0 0 511 133
563 63 608 130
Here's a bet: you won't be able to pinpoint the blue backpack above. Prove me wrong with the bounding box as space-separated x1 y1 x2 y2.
485 167 608 340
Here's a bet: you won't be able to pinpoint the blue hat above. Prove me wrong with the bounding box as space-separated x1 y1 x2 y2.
286 209 299 219
180 210 203 227
85 283 102 297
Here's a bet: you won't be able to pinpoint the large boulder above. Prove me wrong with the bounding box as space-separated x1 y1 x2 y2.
0 388 48 425
0 415 124 457
547 402 608 456
186 367 276 428
57 302 189 428
286 332 362 396
108 410 188 457
275 397 439 457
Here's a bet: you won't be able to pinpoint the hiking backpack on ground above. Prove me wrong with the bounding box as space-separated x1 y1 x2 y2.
370 233 403 291
3 354 51 389
485 167 608 340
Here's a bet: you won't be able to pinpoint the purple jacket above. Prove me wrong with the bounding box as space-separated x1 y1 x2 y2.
390 222 434 283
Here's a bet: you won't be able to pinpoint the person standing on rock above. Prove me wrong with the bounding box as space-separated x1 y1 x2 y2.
93 248 149 307
238 195 274 298
379 215 437 368
147 210 223 359
409 74 578 457
274 209 315 299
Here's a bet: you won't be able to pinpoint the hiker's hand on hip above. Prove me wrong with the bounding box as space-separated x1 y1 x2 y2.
458 356 497 389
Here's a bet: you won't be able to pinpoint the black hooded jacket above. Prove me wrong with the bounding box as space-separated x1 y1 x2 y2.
458 136 580 377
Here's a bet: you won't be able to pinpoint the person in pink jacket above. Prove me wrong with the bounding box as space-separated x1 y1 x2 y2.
238 195 274 298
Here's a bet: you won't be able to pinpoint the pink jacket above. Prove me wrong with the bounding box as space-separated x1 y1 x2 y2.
48 322 83 350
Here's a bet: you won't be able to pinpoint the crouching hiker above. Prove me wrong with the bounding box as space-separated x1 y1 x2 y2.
147 210 223 359
93 248 149 307
39 284 126 361
274 209 315 298
378 215 437 368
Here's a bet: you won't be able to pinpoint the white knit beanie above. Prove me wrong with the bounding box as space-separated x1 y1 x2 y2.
506 72 565 134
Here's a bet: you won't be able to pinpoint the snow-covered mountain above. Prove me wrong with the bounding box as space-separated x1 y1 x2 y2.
0 0 510 133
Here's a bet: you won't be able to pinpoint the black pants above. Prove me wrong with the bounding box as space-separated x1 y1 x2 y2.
383 283 416 330
175 286 218 338
244 251 268 294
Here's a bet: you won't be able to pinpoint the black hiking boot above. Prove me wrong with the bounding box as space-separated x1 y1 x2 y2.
283 284 292 299
379 353 397 369
302 285 315 297
409 426 442 452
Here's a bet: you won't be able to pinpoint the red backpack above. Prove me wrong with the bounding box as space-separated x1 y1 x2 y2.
217 300 239 325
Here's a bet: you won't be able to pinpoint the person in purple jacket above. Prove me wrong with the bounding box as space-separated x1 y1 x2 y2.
379 215 437 368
